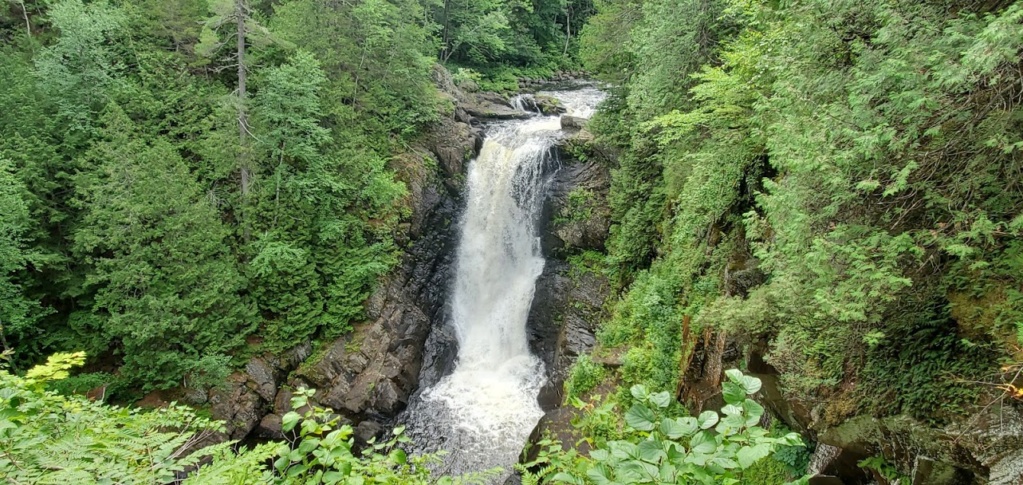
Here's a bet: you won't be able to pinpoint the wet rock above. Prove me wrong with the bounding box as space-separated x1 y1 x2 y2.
546 160 611 252
355 420 384 445
816 405 1023 484
256 414 284 440
373 380 403 414
209 374 267 440
463 104 535 120
245 358 277 402
560 115 588 130
527 260 610 411
534 95 566 115
478 92 511 107
912 455 974 485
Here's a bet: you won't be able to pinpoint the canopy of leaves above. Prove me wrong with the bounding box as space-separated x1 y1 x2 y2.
585 0 1023 423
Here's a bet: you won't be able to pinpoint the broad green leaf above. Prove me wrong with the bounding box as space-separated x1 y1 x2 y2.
690 431 717 454
625 404 657 431
721 404 742 416
630 385 650 401
720 413 746 430
660 417 697 439
586 464 615 485
659 462 676 482
648 391 671 409
722 382 745 405
725 370 762 395
736 443 771 469
281 411 301 432
742 399 765 426
389 449 407 464
638 439 666 463
697 410 719 429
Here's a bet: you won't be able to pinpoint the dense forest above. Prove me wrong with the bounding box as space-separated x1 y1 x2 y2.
0 0 589 392
2 0 1023 483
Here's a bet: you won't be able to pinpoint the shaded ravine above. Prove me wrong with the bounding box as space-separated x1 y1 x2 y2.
402 85 605 479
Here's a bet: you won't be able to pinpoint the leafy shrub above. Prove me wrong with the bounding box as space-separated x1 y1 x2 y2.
566 354 605 399
551 370 803 484
451 67 483 92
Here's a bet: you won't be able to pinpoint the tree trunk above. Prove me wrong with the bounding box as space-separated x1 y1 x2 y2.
563 5 572 58
18 0 31 37
236 0 250 198
441 0 452 62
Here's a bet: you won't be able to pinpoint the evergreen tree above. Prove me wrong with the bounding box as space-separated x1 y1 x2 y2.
71 106 254 390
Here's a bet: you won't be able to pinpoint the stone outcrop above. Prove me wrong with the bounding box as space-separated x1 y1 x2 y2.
509 124 613 483
528 261 609 410
816 407 1023 484
748 350 1023 484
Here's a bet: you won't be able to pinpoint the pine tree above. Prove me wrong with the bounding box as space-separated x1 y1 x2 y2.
71 106 254 390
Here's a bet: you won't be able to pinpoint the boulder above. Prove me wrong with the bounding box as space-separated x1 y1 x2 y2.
560 115 588 130
244 358 277 402
817 407 1023 484
256 414 284 440
355 420 384 445
209 373 267 440
534 94 566 115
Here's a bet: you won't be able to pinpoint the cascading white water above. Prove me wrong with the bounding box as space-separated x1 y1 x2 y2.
510 94 540 114
404 84 605 480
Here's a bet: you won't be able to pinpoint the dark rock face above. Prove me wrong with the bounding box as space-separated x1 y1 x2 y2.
526 129 613 411
817 410 1023 485
547 159 611 253
210 372 268 441
560 115 588 131
528 261 608 411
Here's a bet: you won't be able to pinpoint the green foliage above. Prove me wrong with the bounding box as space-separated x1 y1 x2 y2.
2 353 493 483
554 188 596 227
267 388 438 483
1 352 229 483
517 438 579 485
568 394 625 448
565 353 605 399
548 371 803 484
0 158 36 343
584 0 1023 422
858 455 909 483
33 0 126 138
46 371 116 397
3 0 576 388
433 0 591 70
71 106 254 390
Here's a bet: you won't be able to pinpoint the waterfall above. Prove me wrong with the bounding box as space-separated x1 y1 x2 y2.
510 94 540 114
404 85 606 479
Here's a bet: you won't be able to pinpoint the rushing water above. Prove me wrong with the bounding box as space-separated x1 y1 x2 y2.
404 84 605 480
